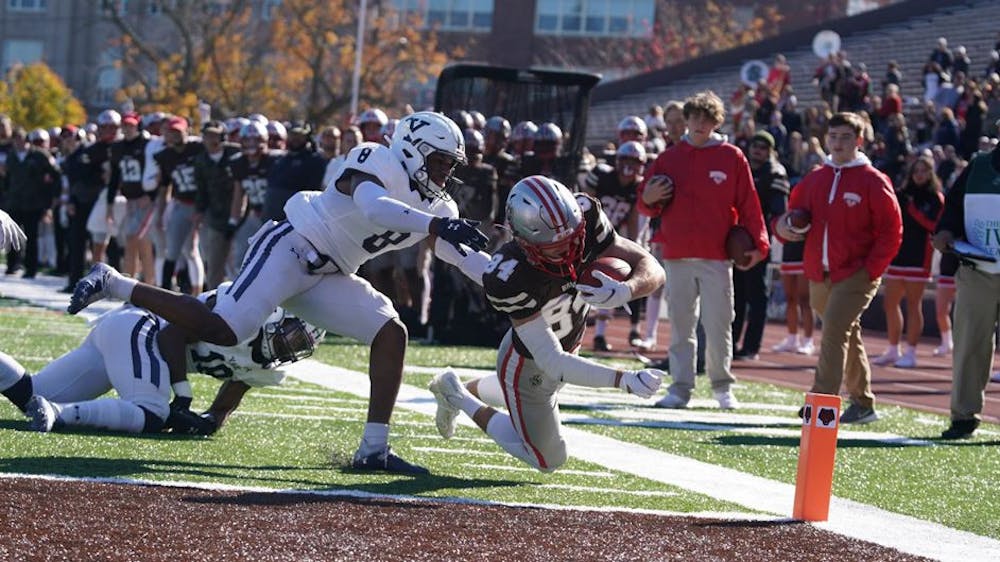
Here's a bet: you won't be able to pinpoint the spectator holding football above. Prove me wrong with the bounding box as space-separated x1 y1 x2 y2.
638 91 769 410
775 112 902 425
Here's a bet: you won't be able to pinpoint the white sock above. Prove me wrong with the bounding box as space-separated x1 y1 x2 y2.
902 344 917 356
474 375 507 409
358 422 389 456
109 274 139 301
0 351 26 390
941 330 952 348
594 318 607 337
644 294 661 340
58 398 146 433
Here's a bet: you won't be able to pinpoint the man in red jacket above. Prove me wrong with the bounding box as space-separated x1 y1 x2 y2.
638 91 769 410
775 112 902 424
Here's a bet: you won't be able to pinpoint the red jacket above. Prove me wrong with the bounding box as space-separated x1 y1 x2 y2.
780 155 902 283
638 135 769 260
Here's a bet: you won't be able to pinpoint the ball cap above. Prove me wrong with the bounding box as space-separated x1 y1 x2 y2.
752 130 775 149
166 116 188 132
121 112 140 126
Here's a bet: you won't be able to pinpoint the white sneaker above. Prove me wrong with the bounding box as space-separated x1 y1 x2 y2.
871 348 900 366
428 370 464 439
67 263 117 315
932 343 952 357
653 393 689 409
714 389 740 410
633 337 656 352
772 335 799 353
25 395 60 432
894 350 917 368
796 339 815 355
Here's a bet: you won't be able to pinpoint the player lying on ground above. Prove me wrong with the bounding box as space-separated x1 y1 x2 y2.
0 285 320 434
429 176 666 472
66 112 490 474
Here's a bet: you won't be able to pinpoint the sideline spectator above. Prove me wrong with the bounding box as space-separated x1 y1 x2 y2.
733 131 788 361
3 127 61 279
872 155 944 368
192 120 239 290
933 137 1000 439
775 112 902 424
263 122 325 222
929 37 954 75
639 91 768 410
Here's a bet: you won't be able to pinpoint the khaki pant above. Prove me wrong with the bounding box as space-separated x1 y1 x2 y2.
664 259 736 399
809 268 881 408
950 266 1000 421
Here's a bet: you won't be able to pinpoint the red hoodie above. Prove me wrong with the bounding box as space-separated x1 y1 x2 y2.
778 155 902 283
638 135 769 260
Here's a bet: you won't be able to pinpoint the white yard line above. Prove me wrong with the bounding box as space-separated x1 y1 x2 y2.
287 360 1000 562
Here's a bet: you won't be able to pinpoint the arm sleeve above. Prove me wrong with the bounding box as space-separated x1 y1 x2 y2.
352 180 436 233
433 237 490 285
513 315 619 388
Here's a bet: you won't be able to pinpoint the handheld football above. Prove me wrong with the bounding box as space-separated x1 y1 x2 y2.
725 225 755 267
649 175 674 206
578 256 631 287
787 208 811 231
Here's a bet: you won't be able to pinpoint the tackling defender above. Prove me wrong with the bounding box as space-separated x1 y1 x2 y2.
68 112 490 474
0 286 320 435
429 175 666 472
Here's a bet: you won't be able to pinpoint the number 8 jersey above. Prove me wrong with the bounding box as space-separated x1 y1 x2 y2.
484 193 616 357
285 142 459 274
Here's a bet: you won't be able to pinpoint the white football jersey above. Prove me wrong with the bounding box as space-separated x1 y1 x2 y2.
185 293 285 387
186 339 285 388
284 142 458 274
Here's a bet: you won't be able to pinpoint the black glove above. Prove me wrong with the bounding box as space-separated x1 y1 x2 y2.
431 217 489 256
165 402 219 435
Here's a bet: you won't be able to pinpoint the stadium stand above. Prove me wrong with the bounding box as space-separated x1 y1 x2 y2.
586 0 1000 148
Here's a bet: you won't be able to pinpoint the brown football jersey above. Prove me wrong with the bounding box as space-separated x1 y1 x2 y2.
484 192 616 357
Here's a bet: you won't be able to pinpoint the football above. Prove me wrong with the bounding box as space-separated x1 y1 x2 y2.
649 175 674 206
787 208 812 231
725 225 756 267
578 256 631 287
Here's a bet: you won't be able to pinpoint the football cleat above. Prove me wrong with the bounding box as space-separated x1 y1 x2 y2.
351 446 429 475
429 370 464 439
67 263 116 315
25 395 62 432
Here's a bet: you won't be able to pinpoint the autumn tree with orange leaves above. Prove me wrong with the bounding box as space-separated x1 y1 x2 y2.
535 1 783 75
102 0 457 126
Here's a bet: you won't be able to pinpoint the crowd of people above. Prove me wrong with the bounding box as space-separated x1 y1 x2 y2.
0 34 997 464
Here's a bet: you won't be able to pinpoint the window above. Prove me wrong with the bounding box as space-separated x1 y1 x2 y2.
535 0 654 37
392 0 491 32
2 39 43 73
7 0 47 11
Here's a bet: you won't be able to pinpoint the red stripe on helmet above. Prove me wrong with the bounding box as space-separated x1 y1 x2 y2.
524 176 568 235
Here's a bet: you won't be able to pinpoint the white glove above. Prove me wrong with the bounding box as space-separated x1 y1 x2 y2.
0 209 26 252
576 270 633 309
618 369 663 398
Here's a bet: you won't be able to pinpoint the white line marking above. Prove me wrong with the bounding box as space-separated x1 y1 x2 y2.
538 483 678 498
412 446 508 457
466 464 615 477
0 472 758 520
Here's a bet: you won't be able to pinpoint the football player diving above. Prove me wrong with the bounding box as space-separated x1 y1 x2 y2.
0 285 321 435
429 175 666 472
67 111 491 475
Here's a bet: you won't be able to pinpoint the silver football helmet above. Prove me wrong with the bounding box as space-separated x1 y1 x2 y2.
506 175 585 279
617 115 648 141
390 111 467 199
254 309 325 369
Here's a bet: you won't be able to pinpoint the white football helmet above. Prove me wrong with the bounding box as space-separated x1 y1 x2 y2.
506 175 585 279
254 308 325 368
390 111 467 199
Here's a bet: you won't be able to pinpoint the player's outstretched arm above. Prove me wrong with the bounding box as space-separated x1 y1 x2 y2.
0 209 26 252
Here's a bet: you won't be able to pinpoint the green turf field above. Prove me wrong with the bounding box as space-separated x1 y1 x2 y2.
1 299 997 539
